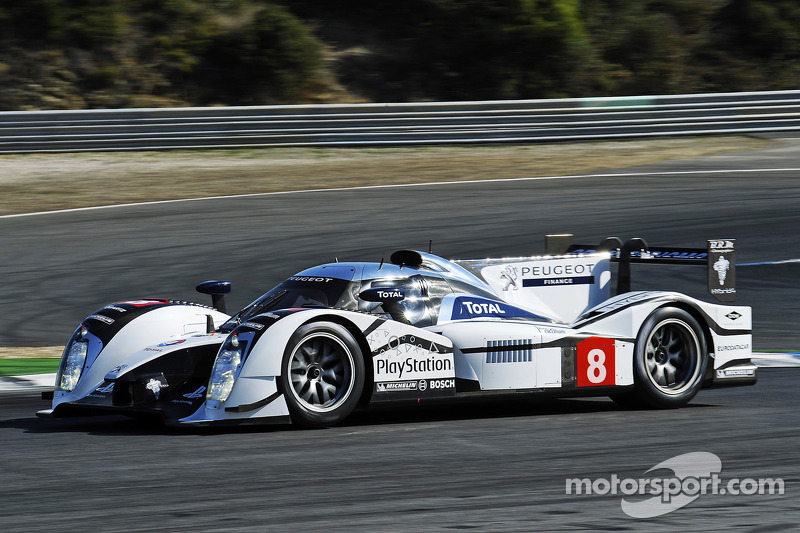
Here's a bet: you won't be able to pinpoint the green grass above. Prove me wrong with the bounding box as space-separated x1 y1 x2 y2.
0 358 60 377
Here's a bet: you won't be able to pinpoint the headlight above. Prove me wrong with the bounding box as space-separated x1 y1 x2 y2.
57 340 88 392
206 336 243 403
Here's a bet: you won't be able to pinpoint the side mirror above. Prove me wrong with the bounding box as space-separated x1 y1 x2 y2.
358 287 405 302
196 280 232 313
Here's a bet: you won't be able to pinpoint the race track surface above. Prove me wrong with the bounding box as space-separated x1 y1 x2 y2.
0 369 796 532
1 138 799 531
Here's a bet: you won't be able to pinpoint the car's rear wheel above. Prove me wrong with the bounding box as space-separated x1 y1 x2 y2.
280 322 365 428
615 308 707 408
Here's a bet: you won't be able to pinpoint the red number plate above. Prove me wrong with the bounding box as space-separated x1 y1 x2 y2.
577 337 616 387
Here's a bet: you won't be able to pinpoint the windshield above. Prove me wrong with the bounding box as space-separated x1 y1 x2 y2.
220 276 355 332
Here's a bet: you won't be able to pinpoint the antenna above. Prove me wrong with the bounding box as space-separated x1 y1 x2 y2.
428 240 432 254
378 257 384 270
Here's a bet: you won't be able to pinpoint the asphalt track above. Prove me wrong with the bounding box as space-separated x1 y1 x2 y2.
1 138 799 531
0 370 797 532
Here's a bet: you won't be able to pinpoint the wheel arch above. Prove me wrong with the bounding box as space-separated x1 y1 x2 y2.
652 301 715 383
299 313 374 407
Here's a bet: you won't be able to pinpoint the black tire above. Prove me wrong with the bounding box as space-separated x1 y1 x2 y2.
629 308 708 408
279 322 365 428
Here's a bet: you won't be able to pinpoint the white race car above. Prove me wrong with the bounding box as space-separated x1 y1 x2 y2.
39 237 756 427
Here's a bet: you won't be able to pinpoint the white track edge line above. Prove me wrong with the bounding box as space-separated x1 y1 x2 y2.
2 167 799 220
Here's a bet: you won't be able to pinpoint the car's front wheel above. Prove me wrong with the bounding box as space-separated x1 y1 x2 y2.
280 322 365 428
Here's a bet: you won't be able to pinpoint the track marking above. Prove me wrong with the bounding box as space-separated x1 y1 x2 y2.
3 167 800 220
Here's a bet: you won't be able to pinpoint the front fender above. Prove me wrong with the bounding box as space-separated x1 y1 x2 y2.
52 301 229 408
221 309 379 411
193 309 454 424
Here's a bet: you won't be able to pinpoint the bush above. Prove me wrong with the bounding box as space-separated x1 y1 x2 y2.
198 4 323 103
404 0 589 100
5 0 127 48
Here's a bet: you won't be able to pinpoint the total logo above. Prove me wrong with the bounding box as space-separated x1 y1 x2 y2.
376 290 403 299
157 339 187 347
452 296 544 321
461 300 506 315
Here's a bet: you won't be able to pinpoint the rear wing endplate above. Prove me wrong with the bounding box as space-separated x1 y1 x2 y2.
545 235 736 302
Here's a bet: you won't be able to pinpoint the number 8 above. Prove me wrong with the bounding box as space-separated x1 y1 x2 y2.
586 348 607 383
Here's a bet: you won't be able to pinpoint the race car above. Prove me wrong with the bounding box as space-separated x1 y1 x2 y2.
38 236 756 427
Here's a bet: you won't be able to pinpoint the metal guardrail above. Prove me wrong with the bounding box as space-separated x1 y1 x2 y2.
1 90 800 153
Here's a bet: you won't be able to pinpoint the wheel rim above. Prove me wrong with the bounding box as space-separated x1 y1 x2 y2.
287 332 355 413
644 318 701 395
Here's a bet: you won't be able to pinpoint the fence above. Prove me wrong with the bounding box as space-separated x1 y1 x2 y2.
1 90 799 153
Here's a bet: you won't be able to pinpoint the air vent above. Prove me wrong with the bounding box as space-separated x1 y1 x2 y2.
486 339 533 363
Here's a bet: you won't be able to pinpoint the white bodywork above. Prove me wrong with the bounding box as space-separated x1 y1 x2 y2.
42 251 755 426
45 304 230 413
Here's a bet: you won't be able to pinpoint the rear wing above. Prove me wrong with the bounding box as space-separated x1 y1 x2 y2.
546 235 737 302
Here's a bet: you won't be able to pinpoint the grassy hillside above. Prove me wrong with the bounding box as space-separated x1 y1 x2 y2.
0 1 798 110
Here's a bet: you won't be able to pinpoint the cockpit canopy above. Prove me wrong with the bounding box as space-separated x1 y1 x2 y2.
220 253 502 331
219 249 577 331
